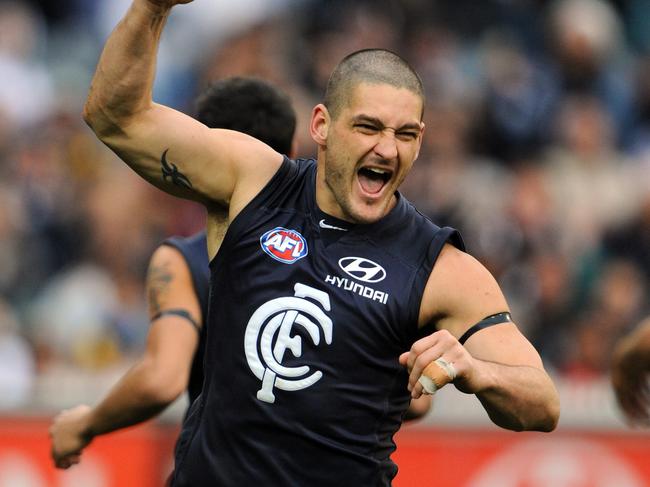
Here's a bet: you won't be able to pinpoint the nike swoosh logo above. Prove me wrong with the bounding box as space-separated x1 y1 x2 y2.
319 219 348 231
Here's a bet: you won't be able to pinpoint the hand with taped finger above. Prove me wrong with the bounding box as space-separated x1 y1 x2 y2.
399 329 476 399
419 357 457 394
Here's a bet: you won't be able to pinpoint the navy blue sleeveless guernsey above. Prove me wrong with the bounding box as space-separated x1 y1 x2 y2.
172 158 463 486
162 231 209 405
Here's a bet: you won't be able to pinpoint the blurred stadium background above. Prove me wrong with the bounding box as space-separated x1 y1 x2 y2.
1 0 649 485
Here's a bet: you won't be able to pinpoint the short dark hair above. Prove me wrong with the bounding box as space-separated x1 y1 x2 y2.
324 49 425 120
195 77 296 155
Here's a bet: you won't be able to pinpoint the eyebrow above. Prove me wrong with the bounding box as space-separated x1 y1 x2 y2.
352 114 422 132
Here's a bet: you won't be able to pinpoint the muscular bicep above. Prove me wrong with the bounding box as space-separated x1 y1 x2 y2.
419 244 543 369
98 103 283 211
462 322 544 369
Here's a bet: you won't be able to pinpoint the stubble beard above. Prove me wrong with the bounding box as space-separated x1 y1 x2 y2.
325 164 392 225
324 160 356 222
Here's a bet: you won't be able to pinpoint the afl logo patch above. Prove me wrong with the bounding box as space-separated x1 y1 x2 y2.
260 227 308 264
338 257 387 283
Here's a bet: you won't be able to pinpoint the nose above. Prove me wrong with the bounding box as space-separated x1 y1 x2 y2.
373 130 398 161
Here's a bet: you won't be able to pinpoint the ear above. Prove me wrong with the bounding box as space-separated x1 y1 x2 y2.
310 104 330 145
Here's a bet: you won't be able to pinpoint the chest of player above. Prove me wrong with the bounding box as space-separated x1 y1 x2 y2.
217 210 420 356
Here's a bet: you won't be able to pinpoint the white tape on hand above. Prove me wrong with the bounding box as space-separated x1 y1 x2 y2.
418 358 457 395
418 374 439 395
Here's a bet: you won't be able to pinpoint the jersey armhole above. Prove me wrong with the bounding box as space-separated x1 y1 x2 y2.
209 157 296 269
407 226 466 342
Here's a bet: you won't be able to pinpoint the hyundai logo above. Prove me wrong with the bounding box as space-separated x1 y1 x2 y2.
338 257 387 283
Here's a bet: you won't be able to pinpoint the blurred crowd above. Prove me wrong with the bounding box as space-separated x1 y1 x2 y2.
0 0 649 411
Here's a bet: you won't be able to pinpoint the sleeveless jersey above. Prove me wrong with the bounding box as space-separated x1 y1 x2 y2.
162 231 209 405
172 158 463 486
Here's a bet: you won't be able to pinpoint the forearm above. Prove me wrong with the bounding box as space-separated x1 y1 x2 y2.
473 360 559 432
84 0 171 135
85 360 178 438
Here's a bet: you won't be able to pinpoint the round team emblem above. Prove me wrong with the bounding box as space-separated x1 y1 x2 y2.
260 227 308 264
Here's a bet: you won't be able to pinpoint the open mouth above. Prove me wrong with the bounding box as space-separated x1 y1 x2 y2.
357 167 392 195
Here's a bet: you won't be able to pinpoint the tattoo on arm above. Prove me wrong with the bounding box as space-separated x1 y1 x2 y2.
161 149 193 190
146 261 174 315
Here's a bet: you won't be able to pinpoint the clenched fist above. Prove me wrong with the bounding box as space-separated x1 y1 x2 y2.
50 405 94 469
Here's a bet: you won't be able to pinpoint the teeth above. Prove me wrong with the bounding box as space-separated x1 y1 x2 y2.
368 168 388 175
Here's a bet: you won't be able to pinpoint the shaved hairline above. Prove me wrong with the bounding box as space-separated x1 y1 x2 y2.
324 48 425 120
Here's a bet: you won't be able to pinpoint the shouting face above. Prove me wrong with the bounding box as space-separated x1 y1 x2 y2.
311 82 424 224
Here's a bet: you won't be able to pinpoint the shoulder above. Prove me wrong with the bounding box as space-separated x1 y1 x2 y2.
226 138 286 219
273 157 314 188
418 244 509 336
431 245 506 312
230 157 315 220
148 244 192 277
433 244 483 278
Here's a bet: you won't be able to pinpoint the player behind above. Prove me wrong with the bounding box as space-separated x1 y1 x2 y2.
71 0 560 484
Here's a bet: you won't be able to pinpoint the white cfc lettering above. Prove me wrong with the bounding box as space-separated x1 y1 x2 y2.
244 283 333 404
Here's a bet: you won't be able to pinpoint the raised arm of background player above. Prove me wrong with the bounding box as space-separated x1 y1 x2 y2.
611 316 650 426
50 246 200 469
399 244 560 432
83 0 281 242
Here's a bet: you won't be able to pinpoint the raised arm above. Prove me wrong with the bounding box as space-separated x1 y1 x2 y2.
50 245 201 469
400 244 560 432
84 0 282 216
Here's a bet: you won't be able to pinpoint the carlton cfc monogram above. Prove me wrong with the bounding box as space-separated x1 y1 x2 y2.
244 283 333 404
